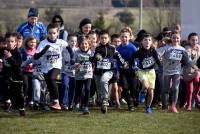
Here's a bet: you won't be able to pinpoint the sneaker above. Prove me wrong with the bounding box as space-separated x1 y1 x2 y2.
33 103 40 110
120 98 127 105
68 105 73 111
73 104 80 112
186 107 192 111
139 91 146 103
128 106 134 112
4 102 12 112
171 106 179 113
101 105 107 114
19 108 26 116
61 104 68 111
83 107 90 115
146 106 153 114
42 105 50 111
51 102 61 110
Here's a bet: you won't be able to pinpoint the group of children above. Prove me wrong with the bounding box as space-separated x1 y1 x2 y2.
0 16 199 116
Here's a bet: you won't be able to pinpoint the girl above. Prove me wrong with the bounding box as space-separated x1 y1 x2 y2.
73 36 93 114
35 23 68 110
131 33 161 113
157 31 197 113
184 32 200 110
21 35 37 108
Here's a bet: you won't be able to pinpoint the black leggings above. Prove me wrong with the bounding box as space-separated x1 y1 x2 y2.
22 72 33 103
74 79 91 107
44 68 60 101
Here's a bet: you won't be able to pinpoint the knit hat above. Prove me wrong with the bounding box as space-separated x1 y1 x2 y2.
28 8 39 18
79 18 92 29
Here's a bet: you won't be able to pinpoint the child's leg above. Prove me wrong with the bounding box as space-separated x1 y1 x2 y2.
60 73 70 106
100 71 113 105
83 79 91 108
44 68 60 103
162 75 171 109
171 74 180 112
186 80 193 109
112 82 120 108
68 77 75 108
193 73 200 107
74 80 83 107
32 78 41 103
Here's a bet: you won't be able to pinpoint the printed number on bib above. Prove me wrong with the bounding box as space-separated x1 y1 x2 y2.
169 51 182 60
47 54 59 64
97 59 111 69
79 62 92 72
142 57 155 68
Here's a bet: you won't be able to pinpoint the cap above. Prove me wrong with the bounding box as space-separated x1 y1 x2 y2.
28 8 39 18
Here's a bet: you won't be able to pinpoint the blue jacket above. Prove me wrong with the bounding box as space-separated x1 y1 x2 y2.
16 22 47 41
116 41 137 70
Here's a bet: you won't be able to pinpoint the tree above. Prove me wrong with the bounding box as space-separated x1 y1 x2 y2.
44 4 63 23
115 10 135 28
93 12 106 30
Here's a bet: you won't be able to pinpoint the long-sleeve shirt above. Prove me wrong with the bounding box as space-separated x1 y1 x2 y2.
157 44 192 75
131 47 161 70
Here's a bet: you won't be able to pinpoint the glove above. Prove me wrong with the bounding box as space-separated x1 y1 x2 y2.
34 45 50 60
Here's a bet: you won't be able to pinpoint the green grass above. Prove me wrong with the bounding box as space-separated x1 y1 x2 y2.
0 106 199 134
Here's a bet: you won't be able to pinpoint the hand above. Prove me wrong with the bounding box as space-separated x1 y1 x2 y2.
74 63 81 69
95 53 102 61
122 62 129 69
4 50 12 58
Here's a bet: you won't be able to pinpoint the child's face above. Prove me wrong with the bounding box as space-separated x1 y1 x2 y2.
120 32 130 45
27 39 37 49
171 33 181 46
88 34 98 48
142 37 152 49
68 36 77 48
111 38 121 47
48 28 59 41
82 24 92 34
0 42 7 48
100 34 109 45
189 36 198 46
17 39 23 48
80 40 89 52
6 37 16 50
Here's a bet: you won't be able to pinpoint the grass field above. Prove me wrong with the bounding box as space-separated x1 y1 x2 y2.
0 105 199 134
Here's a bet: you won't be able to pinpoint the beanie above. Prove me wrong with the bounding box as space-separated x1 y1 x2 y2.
28 8 39 18
79 18 92 30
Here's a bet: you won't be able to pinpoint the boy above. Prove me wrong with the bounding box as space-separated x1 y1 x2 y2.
93 30 127 113
35 23 68 110
2 32 25 116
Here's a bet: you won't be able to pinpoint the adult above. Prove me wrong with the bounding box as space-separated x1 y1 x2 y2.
16 8 47 41
76 18 92 37
51 14 68 41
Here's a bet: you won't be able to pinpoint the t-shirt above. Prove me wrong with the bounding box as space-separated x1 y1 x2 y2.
36 39 68 73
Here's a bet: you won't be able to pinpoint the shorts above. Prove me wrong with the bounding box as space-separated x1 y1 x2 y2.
136 69 156 89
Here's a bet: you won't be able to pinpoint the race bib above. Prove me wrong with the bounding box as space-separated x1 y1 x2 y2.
79 62 92 72
142 57 155 68
169 50 182 60
65 65 75 73
46 54 60 64
97 59 111 69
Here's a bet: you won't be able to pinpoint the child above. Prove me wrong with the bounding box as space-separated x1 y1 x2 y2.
93 30 127 113
2 32 25 116
21 35 37 108
35 23 68 110
184 32 200 110
117 28 137 111
73 36 93 114
131 33 161 113
60 34 76 110
157 31 196 113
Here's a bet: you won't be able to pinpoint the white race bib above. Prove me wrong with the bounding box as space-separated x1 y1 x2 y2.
79 62 92 72
97 59 111 69
169 51 182 60
142 57 155 68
